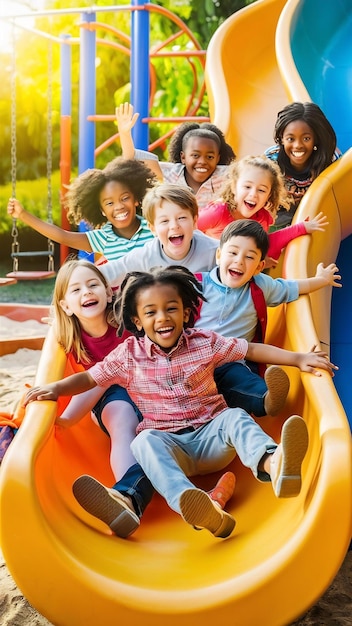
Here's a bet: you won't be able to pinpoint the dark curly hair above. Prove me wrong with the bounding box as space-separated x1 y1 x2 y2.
65 157 157 227
168 122 235 165
273 102 337 180
114 265 206 337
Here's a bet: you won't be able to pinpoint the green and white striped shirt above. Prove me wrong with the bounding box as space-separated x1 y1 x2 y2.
86 216 154 261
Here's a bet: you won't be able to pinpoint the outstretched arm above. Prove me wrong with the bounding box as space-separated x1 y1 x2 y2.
56 385 107 428
246 343 338 377
24 371 97 405
7 198 93 252
116 102 163 180
297 262 342 294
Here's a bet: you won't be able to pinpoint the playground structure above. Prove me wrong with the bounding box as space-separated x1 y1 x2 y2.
0 1 351 625
2 0 208 269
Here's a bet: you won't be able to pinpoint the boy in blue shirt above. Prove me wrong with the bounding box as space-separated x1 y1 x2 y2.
195 219 341 417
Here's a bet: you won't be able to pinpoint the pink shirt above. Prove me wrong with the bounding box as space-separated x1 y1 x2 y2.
89 328 248 433
197 200 307 260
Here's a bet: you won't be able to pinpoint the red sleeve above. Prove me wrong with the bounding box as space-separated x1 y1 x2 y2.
254 208 274 231
197 201 233 239
268 222 307 259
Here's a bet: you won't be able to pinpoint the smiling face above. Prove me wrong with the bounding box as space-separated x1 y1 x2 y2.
59 265 112 335
281 120 315 171
216 235 265 288
232 164 272 218
180 136 220 192
150 200 197 260
132 283 190 351
99 180 140 238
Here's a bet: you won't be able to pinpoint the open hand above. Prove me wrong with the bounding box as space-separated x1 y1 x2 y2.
315 262 342 288
298 346 338 377
115 102 139 133
304 212 329 233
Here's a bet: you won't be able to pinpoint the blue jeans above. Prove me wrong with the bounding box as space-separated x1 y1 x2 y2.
113 463 155 518
214 362 267 416
130 408 277 514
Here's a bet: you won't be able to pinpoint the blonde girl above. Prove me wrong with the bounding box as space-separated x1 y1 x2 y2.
197 155 328 268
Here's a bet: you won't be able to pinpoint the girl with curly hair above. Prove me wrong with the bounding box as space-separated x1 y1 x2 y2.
7 157 157 262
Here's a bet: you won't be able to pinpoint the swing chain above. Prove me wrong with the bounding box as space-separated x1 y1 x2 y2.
46 38 55 273
10 22 17 200
47 39 53 225
10 21 19 273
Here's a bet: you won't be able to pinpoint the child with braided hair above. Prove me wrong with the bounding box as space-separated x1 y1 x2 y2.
116 102 235 211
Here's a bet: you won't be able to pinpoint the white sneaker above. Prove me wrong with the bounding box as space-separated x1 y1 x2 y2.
270 415 309 497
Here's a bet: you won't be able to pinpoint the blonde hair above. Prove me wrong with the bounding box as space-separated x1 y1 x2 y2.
142 182 199 224
221 155 290 219
52 258 116 364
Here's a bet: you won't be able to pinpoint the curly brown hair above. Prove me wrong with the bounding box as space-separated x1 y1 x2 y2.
65 157 157 227
220 155 290 219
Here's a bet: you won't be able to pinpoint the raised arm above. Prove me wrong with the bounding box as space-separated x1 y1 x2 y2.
24 371 97 405
296 262 342 294
246 343 338 377
7 198 93 252
115 102 163 180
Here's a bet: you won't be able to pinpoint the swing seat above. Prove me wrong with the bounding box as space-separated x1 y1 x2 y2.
0 276 17 286
6 270 56 281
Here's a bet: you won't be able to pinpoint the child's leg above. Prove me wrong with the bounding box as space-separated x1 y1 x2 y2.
214 362 289 417
100 400 140 479
73 386 154 538
131 427 237 538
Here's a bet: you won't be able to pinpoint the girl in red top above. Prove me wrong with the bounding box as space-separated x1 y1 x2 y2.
197 155 328 268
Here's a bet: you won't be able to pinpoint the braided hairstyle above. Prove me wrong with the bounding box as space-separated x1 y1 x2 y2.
168 122 235 165
114 265 206 337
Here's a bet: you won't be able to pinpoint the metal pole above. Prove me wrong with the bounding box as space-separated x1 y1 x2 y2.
131 0 150 150
60 33 72 264
78 12 96 173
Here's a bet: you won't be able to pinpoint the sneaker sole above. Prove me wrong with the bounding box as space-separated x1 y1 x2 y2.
264 366 290 416
72 475 140 538
179 488 236 538
275 415 309 497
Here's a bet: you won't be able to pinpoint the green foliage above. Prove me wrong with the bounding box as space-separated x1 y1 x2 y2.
0 171 62 235
0 0 256 183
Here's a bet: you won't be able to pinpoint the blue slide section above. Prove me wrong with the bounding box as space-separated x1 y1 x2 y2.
291 0 352 426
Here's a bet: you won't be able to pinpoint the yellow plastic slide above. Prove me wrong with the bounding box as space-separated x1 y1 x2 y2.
0 154 351 626
205 0 290 157
1 2 352 626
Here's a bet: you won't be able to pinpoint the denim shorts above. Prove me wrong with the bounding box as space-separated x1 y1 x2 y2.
91 384 143 436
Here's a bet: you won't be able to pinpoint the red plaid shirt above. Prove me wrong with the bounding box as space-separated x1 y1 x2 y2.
89 328 248 433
